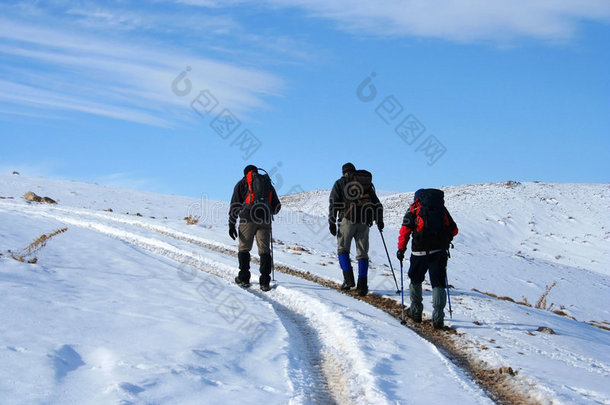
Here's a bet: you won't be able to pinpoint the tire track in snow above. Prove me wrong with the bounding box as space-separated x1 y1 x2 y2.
2 205 388 405
265 300 337 405
116 217 546 405
2 202 536 404
268 285 388 405
112 216 534 404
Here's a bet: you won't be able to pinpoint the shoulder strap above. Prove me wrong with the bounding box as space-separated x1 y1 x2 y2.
245 170 255 204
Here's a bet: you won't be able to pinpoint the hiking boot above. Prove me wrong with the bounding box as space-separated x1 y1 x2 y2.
356 277 368 296
259 253 272 288
406 307 422 323
237 251 251 286
341 269 355 290
260 283 271 292
433 321 444 330
235 276 250 288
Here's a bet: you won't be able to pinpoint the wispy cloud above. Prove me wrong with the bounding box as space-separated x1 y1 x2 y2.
0 79 172 127
178 0 610 42
0 4 285 127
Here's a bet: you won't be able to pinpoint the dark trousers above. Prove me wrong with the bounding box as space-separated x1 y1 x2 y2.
238 222 271 255
237 222 272 286
407 251 448 288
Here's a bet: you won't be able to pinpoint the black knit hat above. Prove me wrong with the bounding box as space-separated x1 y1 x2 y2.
342 162 356 175
414 189 423 201
243 165 258 176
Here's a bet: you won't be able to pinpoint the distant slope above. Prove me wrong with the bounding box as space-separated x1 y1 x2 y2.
282 181 610 276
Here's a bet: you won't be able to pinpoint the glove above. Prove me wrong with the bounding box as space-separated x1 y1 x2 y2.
229 224 238 240
377 221 384 231
329 222 337 236
396 249 405 261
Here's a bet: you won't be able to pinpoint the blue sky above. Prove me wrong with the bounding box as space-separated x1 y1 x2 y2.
1 0 609 201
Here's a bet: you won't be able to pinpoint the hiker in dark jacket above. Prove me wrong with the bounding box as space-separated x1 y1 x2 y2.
229 165 281 291
329 162 384 296
396 189 458 329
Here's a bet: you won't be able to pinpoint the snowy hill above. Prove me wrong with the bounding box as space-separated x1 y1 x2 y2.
1 174 609 404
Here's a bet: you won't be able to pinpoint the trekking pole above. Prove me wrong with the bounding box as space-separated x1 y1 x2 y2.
446 245 453 318
271 227 275 282
379 230 400 294
400 259 406 325
446 274 453 319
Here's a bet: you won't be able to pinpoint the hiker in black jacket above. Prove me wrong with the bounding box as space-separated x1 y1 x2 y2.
229 165 281 291
329 162 384 296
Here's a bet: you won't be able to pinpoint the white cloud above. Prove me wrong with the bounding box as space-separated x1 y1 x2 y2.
179 0 610 42
65 7 143 30
0 13 284 127
2 0 607 129
0 79 173 127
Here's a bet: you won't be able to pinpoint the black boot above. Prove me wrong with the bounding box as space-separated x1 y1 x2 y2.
235 251 251 287
341 270 355 290
356 277 368 296
259 253 272 291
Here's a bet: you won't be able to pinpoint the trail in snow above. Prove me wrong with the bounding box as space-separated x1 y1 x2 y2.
0 200 495 404
0 203 390 404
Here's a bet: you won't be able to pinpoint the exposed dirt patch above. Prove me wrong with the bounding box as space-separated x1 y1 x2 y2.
285 245 311 254
23 191 56 204
535 327 556 335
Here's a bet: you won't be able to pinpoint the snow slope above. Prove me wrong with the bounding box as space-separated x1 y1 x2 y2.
1 174 609 404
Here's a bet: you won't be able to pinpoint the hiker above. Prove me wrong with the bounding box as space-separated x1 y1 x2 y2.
329 162 384 296
229 165 281 292
396 188 458 329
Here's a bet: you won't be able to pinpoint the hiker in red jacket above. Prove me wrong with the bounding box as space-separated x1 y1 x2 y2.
396 189 458 329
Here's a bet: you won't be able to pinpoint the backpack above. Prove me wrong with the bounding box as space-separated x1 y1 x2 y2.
411 188 449 250
245 168 274 222
344 169 373 219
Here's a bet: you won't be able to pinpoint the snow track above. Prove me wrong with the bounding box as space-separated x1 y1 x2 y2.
0 202 390 404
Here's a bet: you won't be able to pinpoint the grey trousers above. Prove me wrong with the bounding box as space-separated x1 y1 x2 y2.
238 222 271 255
337 218 369 260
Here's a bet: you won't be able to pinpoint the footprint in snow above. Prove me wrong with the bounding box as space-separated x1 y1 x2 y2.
119 382 145 395
49 344 85 381
192 348 220 358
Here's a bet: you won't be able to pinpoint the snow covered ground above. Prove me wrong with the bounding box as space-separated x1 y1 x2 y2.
0 174 608 404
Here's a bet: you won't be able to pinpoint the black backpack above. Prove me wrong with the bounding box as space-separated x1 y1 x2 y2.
344 170 373 217
245 168 274 222
412 188 449 250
